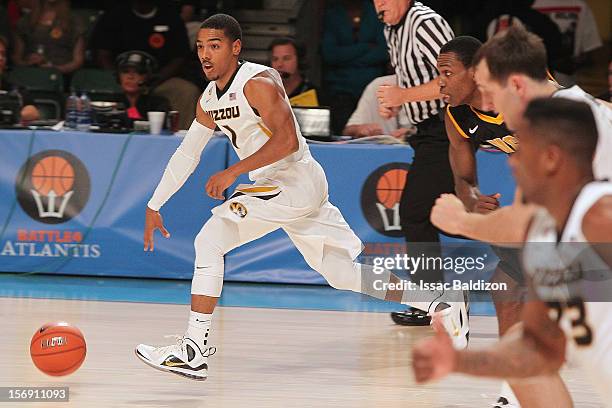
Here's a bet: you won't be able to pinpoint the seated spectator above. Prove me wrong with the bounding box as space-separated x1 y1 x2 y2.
7 0 37 31
12 0 85 75
0 35 39 122
533 0 603 84
472 0 569 82
321 0 388 134
91 0 201 130
269 37 319 106
180 0 202 49
343 75 411 138
115 51 170 124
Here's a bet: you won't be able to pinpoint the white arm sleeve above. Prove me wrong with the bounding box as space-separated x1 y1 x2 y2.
147 119 215 211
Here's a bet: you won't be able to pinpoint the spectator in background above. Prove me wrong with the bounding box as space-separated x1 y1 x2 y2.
115 50 170 125
533 0 602 84
321 0 388 134
269 37 319 106
179 1 202 49
472 0 568 81
12 0 85 75
91 0 200 130
6 0 37 30
343 75 411 138
0 36 40 122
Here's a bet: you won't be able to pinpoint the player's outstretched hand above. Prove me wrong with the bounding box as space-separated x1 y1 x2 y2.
430 194 467 235
206 168 238 200
412 319 457 384
474 192 501 214
144 207 170 252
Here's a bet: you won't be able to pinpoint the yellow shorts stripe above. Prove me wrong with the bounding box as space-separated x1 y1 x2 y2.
237 186 279 193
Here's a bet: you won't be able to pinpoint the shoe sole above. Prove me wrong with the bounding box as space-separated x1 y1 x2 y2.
390 312 431 326
134 349 208 381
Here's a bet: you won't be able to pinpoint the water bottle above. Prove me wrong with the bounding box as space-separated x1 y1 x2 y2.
77 92 92 131
65 91 79 129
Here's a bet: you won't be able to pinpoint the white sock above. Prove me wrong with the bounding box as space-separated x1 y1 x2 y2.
186 311 212 349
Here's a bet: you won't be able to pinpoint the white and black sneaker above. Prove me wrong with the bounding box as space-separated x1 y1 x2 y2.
431 301 470 350
135 336 216 381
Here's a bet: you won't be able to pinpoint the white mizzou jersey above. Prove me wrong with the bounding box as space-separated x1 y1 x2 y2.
200 61 309 181
523 182 612 406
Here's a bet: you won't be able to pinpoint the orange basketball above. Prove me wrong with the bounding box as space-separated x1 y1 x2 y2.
31 156 75 196
30 322 86 376
376 169 408 209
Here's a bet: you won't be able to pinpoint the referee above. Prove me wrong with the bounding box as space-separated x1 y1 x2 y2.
374 0 456 326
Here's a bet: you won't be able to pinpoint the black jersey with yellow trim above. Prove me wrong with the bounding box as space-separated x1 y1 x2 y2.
446 105 517 154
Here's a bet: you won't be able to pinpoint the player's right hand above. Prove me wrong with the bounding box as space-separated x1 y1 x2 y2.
144 207 170 252
430 194 467 236
474 193 501 214
412 319 457 383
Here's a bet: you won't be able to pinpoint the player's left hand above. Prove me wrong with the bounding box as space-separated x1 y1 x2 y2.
377 84 405 109
412 319 457 383
206 168 238 200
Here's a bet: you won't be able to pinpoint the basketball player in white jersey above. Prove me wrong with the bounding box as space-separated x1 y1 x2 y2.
413 97 612 407
134 14 465 380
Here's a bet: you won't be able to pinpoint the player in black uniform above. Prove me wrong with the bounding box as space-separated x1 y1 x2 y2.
436 36 523 408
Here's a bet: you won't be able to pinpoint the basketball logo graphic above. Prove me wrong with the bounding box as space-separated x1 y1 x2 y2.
375 168 407 210
31 156 75 196
16 150 90 224
361 163 410 237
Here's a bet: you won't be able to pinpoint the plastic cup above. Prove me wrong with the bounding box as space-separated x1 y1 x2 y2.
147 111 166 135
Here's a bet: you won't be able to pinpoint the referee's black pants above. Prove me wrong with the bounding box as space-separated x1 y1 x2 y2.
399 115 455 284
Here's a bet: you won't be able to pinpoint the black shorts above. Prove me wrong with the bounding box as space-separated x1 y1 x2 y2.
491 245 524 285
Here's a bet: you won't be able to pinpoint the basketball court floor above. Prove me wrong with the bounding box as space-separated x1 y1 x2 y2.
0 274 605 407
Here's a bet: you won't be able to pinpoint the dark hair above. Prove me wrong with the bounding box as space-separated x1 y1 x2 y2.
473 26 548 84
200 13 242 42
268 37 308 71
524 97 598 169
116 50 158 76
439 36 482 68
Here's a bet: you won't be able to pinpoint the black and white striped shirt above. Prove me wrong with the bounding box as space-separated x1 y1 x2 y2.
384 2 454 125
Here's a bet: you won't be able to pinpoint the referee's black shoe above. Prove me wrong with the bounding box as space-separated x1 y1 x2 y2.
390 307 431 326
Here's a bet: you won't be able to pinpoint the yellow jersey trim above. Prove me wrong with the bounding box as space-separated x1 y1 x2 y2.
469 106 504 125
446 106 470 139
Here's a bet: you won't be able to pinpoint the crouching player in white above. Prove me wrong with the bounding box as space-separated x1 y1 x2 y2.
413 98 612 407
135 14 464 381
